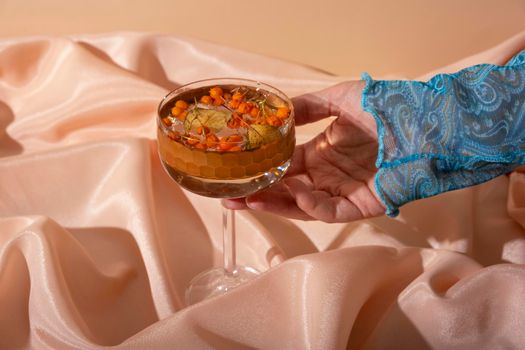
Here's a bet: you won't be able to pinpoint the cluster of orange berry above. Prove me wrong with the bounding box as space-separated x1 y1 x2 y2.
167 128 243 152
186 127 243 152
199 86 290 127
170 100 189 121
162 85 291 152
165 122 244 152
161 100 189 128
199 86 228 106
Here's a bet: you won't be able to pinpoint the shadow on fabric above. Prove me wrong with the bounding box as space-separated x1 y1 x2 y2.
77 41 181 91
65 226 159 345
0 101 23 157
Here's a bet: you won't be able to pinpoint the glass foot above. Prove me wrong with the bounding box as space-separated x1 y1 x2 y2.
185 266 259 306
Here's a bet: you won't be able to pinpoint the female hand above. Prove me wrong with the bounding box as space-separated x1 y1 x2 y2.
224 81 386 223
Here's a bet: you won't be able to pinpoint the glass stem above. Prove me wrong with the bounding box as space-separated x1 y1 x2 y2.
222 206 236 276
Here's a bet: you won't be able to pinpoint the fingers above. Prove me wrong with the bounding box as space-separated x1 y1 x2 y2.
222 142 307 210
223 176 368 223
245 188 315 221
221 144 309 218
285 178 365 223
222 198 249 210
222 182 315 221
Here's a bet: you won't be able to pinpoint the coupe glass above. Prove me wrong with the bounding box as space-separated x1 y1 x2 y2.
156 78 295 305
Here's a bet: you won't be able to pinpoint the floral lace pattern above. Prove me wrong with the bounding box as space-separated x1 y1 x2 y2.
362 51 525 216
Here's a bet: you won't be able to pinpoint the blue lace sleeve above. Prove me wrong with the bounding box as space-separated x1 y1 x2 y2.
362 51 525 217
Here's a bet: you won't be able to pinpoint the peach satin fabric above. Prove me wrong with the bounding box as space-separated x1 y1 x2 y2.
1 32 525 349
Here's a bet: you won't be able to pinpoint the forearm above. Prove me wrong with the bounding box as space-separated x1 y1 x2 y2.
363 51 525 216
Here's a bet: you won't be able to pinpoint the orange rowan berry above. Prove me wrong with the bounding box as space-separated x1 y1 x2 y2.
226 134 243 143
227 113 242 128
218 141 232 151
171 106 183 117
276 106 290 119
177 111 188 121
232 91 243 101
267 116 283 126
206 133 219 147
228 146 242 152
237 102 250 114
213 97 224 106
161 117 172 127
175 100 189 110
195 143 207 150
209 87 223 99
200 95 213 104
229 99 240 109
249 107 260 118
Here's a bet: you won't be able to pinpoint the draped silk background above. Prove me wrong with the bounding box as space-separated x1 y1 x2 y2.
1 30 525 349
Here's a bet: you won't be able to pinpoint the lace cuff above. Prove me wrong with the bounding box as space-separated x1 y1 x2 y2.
362 51 525 216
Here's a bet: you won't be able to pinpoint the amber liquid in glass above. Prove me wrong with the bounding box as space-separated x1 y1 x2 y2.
157 85 295 198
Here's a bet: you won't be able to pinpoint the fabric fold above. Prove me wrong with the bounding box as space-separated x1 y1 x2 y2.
1 32 525 349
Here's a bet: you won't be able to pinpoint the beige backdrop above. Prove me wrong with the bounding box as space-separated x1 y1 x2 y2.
1 0 524 78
